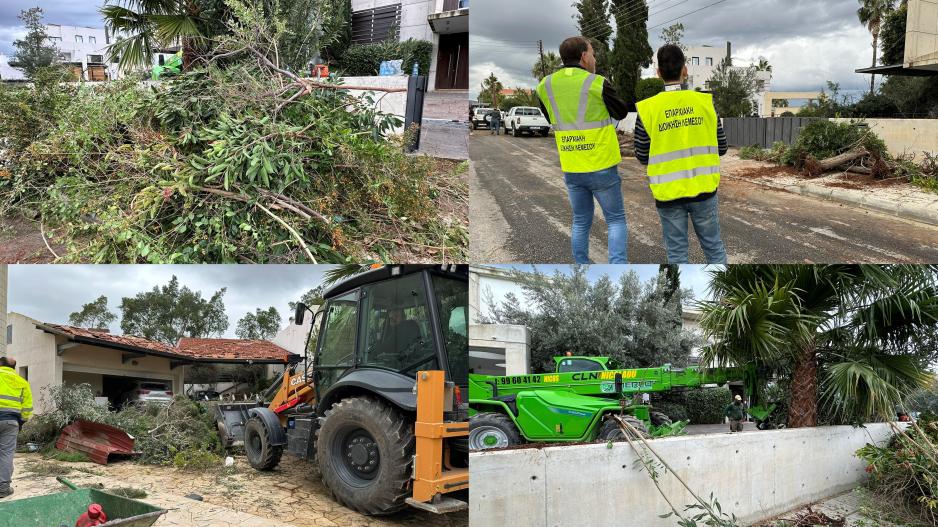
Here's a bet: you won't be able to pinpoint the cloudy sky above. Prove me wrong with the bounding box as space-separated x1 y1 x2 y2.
0 1 105 55
8 265 335 338
470 0 875 98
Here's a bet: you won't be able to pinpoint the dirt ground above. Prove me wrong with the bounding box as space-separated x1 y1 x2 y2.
0 214 61 263
10 453 468 527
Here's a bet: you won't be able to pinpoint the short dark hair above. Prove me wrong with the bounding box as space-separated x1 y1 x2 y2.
657 44 685 82
560 36 591 65
0 357 12 368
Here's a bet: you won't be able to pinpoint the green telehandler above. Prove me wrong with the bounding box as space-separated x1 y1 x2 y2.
468 356 778 450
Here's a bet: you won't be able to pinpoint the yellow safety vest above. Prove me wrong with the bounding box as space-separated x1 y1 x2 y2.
536 67 621 173
636 90 721 202
0 366 32 420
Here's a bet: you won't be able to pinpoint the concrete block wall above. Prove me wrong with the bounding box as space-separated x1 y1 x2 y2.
830 118 938 157
470 424 895 527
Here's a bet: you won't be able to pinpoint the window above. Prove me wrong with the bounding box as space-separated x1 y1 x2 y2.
158 55 165 66
88 36 96 45
360 273 437 376
706 57 713 66
557 358 606 373
47 36 62 43
316 291 358 390
692 57 700 66
75 35 84 43
432 275 468 387
87 55 103 63
351 5 401 45
5 324 11 345
19 367 27 381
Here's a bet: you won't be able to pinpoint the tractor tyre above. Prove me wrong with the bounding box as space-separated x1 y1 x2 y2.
596 415 650 441
469 412 521 451
244 416 283 471
650 411 673 427
316 396 414 515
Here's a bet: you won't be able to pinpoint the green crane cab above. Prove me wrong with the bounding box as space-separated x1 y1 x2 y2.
468 356 774 451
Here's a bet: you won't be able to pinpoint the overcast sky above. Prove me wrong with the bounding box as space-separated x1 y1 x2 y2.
470 0 875 98
0 1 106 55
8 265 335 338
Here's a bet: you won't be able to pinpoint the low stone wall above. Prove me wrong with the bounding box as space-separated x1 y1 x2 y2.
469 424 896 527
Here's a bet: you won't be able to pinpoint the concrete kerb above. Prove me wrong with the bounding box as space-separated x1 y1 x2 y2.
722 173 938 228
469 424 897 527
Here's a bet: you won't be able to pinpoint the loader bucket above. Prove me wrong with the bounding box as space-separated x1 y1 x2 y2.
56 420 137 465
0 478 166 527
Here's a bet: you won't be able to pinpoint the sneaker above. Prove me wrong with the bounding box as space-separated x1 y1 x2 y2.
0 487 12 499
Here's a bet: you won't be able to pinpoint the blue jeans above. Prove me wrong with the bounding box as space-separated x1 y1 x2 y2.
563 166 628 263
656 194 728 264
491 123 500 135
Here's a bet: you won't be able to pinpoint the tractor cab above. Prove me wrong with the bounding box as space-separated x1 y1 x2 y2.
298 264 468 408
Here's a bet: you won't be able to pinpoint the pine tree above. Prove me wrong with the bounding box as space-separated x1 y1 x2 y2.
574 0 612 75
11 8 59 79
609 0 653 109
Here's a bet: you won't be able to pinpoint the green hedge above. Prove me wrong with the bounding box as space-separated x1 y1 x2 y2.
684 386 732 424
336 38 433 77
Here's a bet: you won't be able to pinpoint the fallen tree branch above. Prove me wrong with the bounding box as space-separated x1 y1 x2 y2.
40 222 59 259
255 201 317 263
803 148 869 177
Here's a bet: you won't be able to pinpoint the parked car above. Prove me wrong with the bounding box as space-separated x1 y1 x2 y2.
504 106 551 137
192 390 221 401
471 107 504 130
124 381 174 406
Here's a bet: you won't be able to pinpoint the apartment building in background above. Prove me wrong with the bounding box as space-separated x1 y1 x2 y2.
350 0 469 91
44 24 120 81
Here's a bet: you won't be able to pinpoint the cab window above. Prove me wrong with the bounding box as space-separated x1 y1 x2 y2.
557 358 605 373
359 273 437 376
317 291 358 390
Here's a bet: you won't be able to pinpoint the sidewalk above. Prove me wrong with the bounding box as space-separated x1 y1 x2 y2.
417 119 469 160
722 153 938 227
759 489 902 527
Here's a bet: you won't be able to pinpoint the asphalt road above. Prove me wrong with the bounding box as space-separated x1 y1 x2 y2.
469 132 938 263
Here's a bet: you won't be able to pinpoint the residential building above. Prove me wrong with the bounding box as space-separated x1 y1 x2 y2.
857 0 938 77
44 24 120 81
5 312 296 413
350 0 469 91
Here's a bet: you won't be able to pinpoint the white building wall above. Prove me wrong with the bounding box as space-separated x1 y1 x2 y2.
5 313 62 414
44 24 120 81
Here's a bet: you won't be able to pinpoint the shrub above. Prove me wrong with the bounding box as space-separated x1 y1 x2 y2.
635 78 665 101
856 416 938 526
336 39 433 77
684 386 732 424
400 38 433 76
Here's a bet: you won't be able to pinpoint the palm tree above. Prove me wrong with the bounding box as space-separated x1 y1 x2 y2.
101 0 204 73
480 72 504 108
857 0 896 95
532 51 562 81
698 265 938 428
322 264 371 287
755 57 772 73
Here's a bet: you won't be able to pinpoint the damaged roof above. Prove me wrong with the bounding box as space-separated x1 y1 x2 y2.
36 323 295 364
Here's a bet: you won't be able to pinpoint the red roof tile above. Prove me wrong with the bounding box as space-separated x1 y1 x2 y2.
38 323 294 363
176 338 294 363
41 323 178 355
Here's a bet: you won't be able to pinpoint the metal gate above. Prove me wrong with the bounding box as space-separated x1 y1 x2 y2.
404 75 428 152
722 117 821 148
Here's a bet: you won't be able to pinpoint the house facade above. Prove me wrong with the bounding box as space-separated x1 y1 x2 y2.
44 24 121 82
350 0 469 91
5 312 296 413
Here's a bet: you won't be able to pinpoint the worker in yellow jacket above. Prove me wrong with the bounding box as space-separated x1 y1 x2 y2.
0 356 32 499
634 44 728 264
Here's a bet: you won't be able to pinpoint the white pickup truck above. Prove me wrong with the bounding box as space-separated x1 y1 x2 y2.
504 106 551 137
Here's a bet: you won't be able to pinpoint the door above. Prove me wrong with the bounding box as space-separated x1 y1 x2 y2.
315 291 359 393
435 33 469 90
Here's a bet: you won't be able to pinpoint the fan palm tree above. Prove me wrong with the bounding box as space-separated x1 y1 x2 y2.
857 0 896 95
698 265 938 428
480 72 504 108
322 264 371 287
755 57 772 73
101 0 205 73
532 51 562 81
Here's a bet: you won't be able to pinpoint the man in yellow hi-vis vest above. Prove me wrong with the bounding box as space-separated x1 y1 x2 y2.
536 36 629 263
0 356 32 499
635 44 728 264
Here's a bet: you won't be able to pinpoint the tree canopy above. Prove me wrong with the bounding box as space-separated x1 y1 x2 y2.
120 276 228 344
609 0 652 110
69 296 117 330
236 307 282 339
482 266 702 373
706 59 761 117
11 8 59 79
575 0 612 76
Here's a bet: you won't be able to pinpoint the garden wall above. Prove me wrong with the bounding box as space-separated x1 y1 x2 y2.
469 424 897 527
338 76 410 128
830 118 938 157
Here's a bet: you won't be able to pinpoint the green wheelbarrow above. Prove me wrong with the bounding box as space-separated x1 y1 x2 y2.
0 477 167 527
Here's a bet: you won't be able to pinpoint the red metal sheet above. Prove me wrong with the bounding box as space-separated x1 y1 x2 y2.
55 420 137 465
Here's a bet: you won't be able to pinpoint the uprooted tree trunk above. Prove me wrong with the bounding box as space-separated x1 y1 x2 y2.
803 148 869 177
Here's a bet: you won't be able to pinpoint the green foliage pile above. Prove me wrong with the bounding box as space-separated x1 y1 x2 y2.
781 120 888 168
17 384 223 470
738 141 787 164
336 38 433 76
0 61 465 262
857 416 938 526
